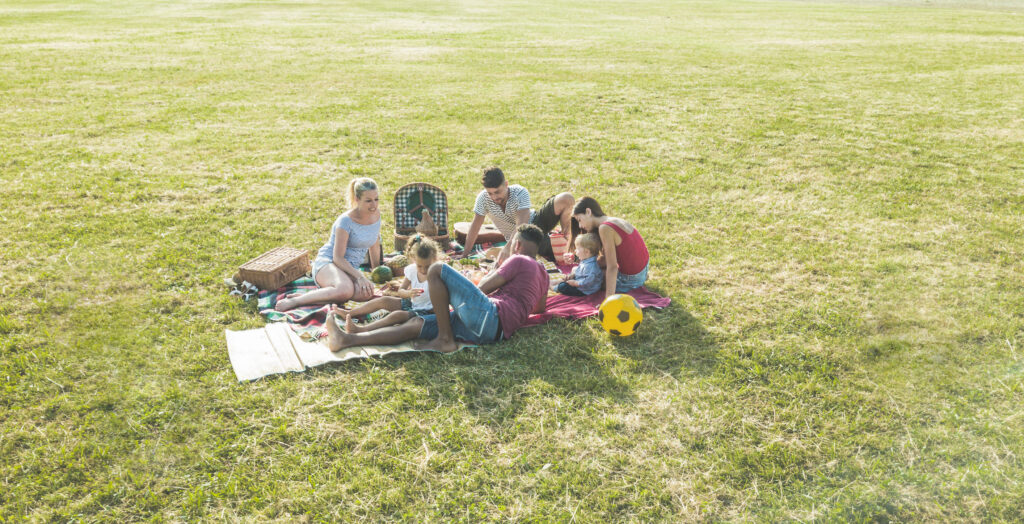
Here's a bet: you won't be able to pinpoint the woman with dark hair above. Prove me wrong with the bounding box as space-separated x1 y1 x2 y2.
571 197 650 301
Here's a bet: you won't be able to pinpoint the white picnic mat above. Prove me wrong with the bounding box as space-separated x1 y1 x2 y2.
226 322 471 382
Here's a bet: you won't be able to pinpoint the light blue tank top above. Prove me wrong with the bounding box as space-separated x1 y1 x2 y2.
316 213 381 268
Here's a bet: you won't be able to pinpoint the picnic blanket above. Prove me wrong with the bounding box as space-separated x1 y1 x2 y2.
257 277 333 340
524 287 671 327
226 322 476 382
240 276 479 380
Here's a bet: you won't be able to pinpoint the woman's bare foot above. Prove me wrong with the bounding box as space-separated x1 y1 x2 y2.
273 292 309 312
413 336 460 354
325 311 355 352
275 297 298 311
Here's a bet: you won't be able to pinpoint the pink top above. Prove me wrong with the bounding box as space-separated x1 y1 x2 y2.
602 221 649 275
491 255 549 339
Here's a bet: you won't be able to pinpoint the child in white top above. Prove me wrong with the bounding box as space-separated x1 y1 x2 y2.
334 236 438 333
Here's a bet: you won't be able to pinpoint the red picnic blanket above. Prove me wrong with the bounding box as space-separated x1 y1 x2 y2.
524 286 671 327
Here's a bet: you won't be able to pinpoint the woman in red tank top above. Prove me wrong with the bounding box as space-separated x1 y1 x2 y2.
571 197 650 301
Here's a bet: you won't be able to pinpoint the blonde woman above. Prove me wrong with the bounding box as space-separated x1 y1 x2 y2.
275 178 382 311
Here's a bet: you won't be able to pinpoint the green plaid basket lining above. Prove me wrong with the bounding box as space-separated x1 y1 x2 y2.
394 183 448 232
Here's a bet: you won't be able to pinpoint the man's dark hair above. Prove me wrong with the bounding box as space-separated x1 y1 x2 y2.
482 167 505 188
516 223 545 253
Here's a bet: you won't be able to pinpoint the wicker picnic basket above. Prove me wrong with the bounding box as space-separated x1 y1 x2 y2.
393 182 450 252
237 247 311 291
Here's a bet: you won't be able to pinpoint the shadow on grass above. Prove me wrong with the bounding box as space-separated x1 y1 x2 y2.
390 324 636 425
389 285 717 425
606 282 719 380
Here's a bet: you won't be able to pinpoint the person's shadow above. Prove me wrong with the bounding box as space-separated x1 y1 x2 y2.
389 286 718 426
604 282 718 380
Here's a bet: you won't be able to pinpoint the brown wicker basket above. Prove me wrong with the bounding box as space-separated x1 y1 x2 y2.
238 247 311 291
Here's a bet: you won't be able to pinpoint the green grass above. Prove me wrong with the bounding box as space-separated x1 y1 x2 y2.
2 0 1023 520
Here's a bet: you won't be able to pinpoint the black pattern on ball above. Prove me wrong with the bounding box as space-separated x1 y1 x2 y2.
610 329 621 336
617 310 630 323
632 319 641 332
598 311 604 322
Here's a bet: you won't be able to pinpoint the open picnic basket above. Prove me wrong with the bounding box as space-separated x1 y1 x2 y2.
393 182 450 251
237 247 310 291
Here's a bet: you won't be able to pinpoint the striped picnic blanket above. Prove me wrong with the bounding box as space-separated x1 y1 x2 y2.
257 277 332 340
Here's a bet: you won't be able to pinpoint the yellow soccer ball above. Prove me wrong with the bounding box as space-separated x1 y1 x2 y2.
598 294 643 336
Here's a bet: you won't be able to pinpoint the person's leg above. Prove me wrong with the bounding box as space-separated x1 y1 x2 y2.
530 193 574 260
276 264 354 311
338 296 402 317
346 310 413 333
416 263 500 351
556 281 586 296
326 308 424 352
614 264 650 293
349 272 375 302
414 263 459 353
552 192 575 246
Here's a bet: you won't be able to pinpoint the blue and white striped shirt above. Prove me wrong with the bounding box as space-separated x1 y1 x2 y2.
473 184 532 240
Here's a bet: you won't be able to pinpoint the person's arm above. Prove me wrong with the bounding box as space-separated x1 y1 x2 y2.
500 208 532 257
534 272 549 314
460 213 487 259
515 207 531 227
367 236 381 269
332 228 374 295
494 203 532 267
398 271 424 299
477 270 508 294
598 225 619 302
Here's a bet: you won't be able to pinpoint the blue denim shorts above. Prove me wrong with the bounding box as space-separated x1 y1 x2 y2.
312 257 332 282
418 264 502 344
615 263 649 293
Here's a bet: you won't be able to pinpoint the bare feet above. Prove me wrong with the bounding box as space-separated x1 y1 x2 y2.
344 313 362 334
275 297 298 312
325 310 355 352
414 336 460 354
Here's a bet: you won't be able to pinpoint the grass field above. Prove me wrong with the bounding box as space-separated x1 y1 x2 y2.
2 0 1023 520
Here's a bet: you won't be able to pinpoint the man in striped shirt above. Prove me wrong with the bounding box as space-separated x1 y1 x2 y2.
460 167 575 267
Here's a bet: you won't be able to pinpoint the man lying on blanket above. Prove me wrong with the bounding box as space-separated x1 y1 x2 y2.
327 224 550 353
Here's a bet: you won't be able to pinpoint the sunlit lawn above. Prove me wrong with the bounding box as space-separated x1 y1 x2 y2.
1 0 1022 520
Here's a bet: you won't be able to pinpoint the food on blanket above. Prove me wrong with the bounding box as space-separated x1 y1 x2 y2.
385 254 409 275
370 265 393 284
598 294 643 337
415 209 438 236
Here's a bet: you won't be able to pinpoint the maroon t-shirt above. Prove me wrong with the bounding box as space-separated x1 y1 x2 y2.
490 255 549 339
